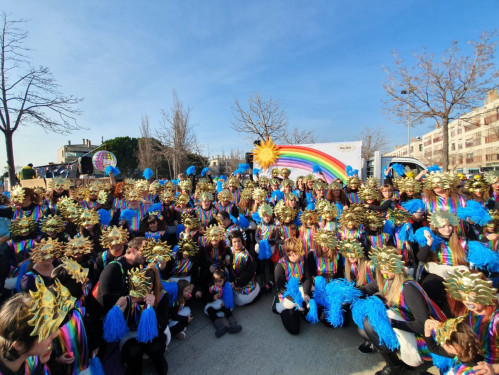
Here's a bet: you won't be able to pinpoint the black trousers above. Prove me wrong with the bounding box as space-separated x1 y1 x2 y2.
122 334 167 375
280 309 301 335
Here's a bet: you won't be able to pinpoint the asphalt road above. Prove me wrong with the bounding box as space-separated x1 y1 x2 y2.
145 293 440 375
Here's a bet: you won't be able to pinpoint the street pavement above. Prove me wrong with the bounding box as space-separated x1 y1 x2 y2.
144 293 440 375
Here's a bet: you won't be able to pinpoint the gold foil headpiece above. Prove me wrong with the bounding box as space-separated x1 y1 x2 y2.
40 215 65 234
258 203 273 217
314 230 337 250
435 316 467 345
338 239 365 259
128 268 152 299
31 238 63 262
443 269 497 305
10 186 26 205
142 239 173 263
429 210 459 228
65 235 93 257
204 225 226 243
100 225 129 248
79 209 100 226
179 237 199 257
369 246 405 274
10 216 37 237
217 189 232 202
60 257 89 284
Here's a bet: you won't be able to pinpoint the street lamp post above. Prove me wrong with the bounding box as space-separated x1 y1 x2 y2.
401 90 411 158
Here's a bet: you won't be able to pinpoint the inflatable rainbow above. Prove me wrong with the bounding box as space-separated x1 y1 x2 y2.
272 145 348 182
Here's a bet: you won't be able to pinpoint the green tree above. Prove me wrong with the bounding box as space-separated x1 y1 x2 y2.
102 137 139 177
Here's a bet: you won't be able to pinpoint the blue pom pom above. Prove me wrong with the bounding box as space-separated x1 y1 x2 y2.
143 168 154 180
237 215 249 229
401 199 425 214
137 306 159 343
161 281 178 306
238 163 250 172
120 209 136 222
233 168 242 175
467 241 499 273
98 209 112 227
112 167 121 176
252 212 261 224
201 167 210 176
105 165 114 175
306 203 315 211
103 305 129 342
306 299 319 324
351 296 399 350
283 277 303 309
427 164 442 173
313 165 321 173
382 166 390 178
186 166 196 176
89 356 105 375
395 222 412 243
253 168 261 175
391 163 405 177
430 353 454 373
216 180 224 193
3 191 10 198
175 225 185 239
171 179 179 186
271 190 284 202
219 175 227 181
222 282 234 309
414 227 443 251
158 180 166 186
313 276 328 307
324 279 362 327
457 201 492 226
229 214 238 224
147 203 162 214
383 220 394 235
258 240 272 260
346 165 353 177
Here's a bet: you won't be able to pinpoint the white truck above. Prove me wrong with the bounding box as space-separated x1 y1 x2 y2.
363 150 427 180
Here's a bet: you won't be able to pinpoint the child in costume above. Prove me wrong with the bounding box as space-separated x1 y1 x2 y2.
345 176 361 205
169 279 194 340
307 230 343 282
168 237 200 284
254 203 278 294
317 200 338 234
204 269 242 338
20 238 62 292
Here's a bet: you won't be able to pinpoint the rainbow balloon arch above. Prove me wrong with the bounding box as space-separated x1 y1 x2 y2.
252 139 356 183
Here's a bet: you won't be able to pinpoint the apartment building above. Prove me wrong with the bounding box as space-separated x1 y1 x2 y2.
386 90 499 174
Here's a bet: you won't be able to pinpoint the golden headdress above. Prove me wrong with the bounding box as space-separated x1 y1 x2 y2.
464 176 491 194
149 181 162 195
160 190 175 203
97 190 109 205
128 268 152 299
217 189 232 202
50 177 68 191
40 215 65 234
285 192 298 202
178 237 199 257
424 172 458 191
240 188 254 201
71 186 88 201
314 230 337 250
300 209 318 226
65 235 93 257
281 179 294 189
435 316 467 345
313 181 327 191
204 225 226 243
338 239 365 259
252 187 268 201
135 180 150 194
338 208 363 229
359 187 379 202
258 203 273 217
364 177 380 190
243 180 256 190
369 246 405 274
274 200 298 223
280 168 291 179
34 186 46 197
60 257 89 284
31 238 63 262
87 183 100 197
443 269 497 305
226 176 239 188
199 191 214 202
396 177 422 193
181 213 200 229
10 186 26 205
258 175 269 187
388 207 412 226
329 181 344 190
317 200 338 219
429 210 460 228
60 202 82 222
487 209 499 226
142 239 173 264
10 216 37 237
303 174 315 183
163 180 175 191
485 171 499 185
125 188 142 202
271 169 280 178
196 180 216 194
363 210 385 229
28 279 75 341
269 178 280 187
79 209 100 226
100 225 129 248
346 176 361 188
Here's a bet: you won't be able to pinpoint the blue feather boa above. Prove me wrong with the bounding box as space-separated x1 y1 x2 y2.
401 199 425 214
457 201 491 226
467 241 499 273
201 167 210 176
89 356 105 375
237 215 249 229
161 281 178 306
324 279 362 327
147 203 162 214
252 212 261 224
430 353 454 373
306 299 319 324
283 277 303 309
120 208 136 223
98 209 112 227
391 163 405 177
239 163 250 172
186 166 196 176
258 239 272 260
313 165 321 173
313 276 328 307
222 282 234 309
103 305 129 342
351 296 399 350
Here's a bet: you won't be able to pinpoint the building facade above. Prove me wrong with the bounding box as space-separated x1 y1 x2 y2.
386 90 499 174
57 139 97 163
208 155 245 176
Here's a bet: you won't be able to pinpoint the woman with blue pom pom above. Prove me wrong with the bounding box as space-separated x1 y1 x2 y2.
274 238 311 335
357 246 446 375
255 203 279 294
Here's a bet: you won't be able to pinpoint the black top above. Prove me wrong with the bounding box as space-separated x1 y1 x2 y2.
97 256 135 312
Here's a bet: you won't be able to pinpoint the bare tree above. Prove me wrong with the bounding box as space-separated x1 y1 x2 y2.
282 126 316 144
355 126 389 159
137 115 158 172
0 14 83 186
231 93 288 142
156 90 198 178
382 31 499 171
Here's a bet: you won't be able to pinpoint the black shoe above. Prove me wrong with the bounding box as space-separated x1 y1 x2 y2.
357 341 376 354
374 364 406 375
153 356 168 375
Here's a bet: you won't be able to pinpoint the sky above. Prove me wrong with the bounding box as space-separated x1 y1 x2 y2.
1 0 499 169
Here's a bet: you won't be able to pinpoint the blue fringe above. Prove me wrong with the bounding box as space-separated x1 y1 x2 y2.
306 299 319 324
201 167 210 176
222 282 234 309
383 220 394 235
313 276 328 307
98 209 112 227
158 180 166 186
237 215 249 229
120 209 136 223
414 227 443 251
143 168 154 180
258 240 272 260
324 279 362 327
395 223 412 243
161 281 178 306
137 306 159 343
351 296 399 351
283 277 303 309
186 166 196 176
271 190 284 202
253 168 260 175
103 305 129 343
467 241 499 273
457 201 492 226
313 165 321 173
430 353 454 373
401 199 425 214
89 356 105 375
427 164 442 173
391 163 405 177
346 166 353 177
239 163 250 172
252 212 261 224
147 203 162 214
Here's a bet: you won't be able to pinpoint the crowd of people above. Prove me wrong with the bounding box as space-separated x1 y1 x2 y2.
0 164 499 375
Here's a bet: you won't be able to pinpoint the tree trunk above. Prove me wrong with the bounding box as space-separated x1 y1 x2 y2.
442 117 449 172
4 130 16 187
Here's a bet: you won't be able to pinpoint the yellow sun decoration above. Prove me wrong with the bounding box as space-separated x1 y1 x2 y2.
252 138 281 170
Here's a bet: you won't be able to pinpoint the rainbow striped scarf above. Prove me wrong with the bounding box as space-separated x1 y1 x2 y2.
145 230 166 241
277 257 304 301
230 189 240 203
232 250 256 295
13 205 44 222
423 194 465 214
174 258 192 278
436 238 467 266
278 224 295 258
347 192 360 204
468 310 499 364
124 203 148 232
209 246 221 268
259 223 276 241
351 262 375 285
58 309 88 375
321 221 337 233
195 206 216 227
25 356 50 375
315 254 337 279
8 238 37 264
215 202 234 213
368 233 390 250
209 285 223 299
299 226 316 253
339 228 362 241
